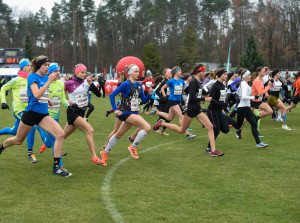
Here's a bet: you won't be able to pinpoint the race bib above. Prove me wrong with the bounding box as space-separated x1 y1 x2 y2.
38 89 49 103
19 89 28 103
174 85 183 95
219 90 226 102
257 94 263 101
48 97 61 110
196 89 202 99
288 85 292 91
166 87 170 96
145 81 152 88
75 93 89 108
130 97 140 111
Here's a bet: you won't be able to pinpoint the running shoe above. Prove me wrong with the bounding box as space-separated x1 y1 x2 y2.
40 144 47 153
28 154 39 163
61 151 67 156
282 125 292 131
128 144 139 159
160 131 169 136
52 166 72 177
153 119 163 131
276 117 283 122
106 111 110 117
210 150 224 157
92 157 103 165
145 112 150 115
258 134 264 138
100 151 108 166
205 148 211 154
187 127 193 131
256 142 269 148
128 136 134 143
187 133 196 139
229 124 232 128
149 108 157 115
235 130 241 139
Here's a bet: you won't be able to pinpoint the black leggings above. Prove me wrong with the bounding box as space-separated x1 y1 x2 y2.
207 107 229 148
85 102 94 119
143 99 154 111
226 93 237 109
226 107 260 144
99 85 105 97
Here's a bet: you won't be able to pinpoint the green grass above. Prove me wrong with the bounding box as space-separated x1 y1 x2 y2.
0 93 300 223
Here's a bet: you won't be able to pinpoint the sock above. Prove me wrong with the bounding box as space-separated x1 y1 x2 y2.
132 130 148 148
28 149 33 156
0 144 5 153
53 157 61 169
277 111 282 119
105 134 119 153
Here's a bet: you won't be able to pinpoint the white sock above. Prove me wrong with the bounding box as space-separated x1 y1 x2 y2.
132 130 148 148
105 134 119 153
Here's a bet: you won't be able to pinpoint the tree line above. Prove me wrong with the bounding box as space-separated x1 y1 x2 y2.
0 0 299 73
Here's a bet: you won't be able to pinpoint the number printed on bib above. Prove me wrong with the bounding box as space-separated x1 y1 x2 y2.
130 97 140 111
219 90 226 102
48 97 61 110
38 89 50 103
196 89 202 99
174 85 183 95
75 94 89 108
19 89 28 102
145 81 152 88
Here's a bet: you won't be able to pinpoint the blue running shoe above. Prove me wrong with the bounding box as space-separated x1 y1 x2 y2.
116 100 121 107
53 166 72 177
258 134 264 138
187 127 193 131
256 142 269 148
28 154 39 163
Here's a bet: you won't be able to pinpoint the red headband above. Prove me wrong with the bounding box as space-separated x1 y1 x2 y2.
197 66 206 73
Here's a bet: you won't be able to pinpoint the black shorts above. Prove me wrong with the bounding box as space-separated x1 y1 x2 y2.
157 100 169 113
250 100 263 109
292 96 300 104
168 100 181 108
21 110 49 126
184 108 202 118
117 113 131 121
67 106 85 125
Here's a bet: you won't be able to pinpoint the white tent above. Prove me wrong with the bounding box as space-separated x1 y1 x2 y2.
0 68 19 76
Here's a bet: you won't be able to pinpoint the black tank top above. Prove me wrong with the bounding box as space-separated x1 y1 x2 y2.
120 80 142 112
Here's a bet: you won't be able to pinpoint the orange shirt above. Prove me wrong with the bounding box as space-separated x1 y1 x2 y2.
251 78 270 101
293 77 300 96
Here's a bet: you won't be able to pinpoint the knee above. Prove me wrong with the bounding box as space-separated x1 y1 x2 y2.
15 140 23 145
56 130 65 140
144 124 151 133
267 108 273 115
87 126 94 135
207 123 214 131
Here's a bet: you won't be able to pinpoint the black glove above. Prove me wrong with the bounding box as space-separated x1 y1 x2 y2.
1 103 9 110
254 96 259 100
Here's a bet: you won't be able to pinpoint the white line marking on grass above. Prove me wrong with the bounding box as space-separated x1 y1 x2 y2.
101 138 188 223
101 127 295 222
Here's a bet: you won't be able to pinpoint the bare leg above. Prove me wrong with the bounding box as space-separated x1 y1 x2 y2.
3 121 33 148
195 113 216 152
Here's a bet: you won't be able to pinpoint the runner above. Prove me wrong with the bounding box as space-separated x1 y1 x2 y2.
63 63 102 165
226 69 269 148
100 64 152 166
153 64 224 156
286 71 300 112
0 55 71 177
141 70 154 113
155 66 196 139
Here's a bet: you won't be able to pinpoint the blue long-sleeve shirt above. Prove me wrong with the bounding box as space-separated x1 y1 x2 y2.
109 81 151 114
230 77 241 91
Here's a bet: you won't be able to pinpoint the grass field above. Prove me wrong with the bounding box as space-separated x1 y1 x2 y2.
0 93 300 223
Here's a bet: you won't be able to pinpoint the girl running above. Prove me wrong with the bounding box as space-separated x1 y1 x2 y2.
0 55 71 177
286 72 300 111
267 69 291 130
155 66 196 139
153 64 224 156
100 64 152 166
63 64 102 165
226 69 269 148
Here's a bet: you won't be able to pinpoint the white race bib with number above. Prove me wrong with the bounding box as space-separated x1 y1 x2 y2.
38 89 49 103
20 89 28 103
196 89 202 99
257 94 263 101
174 85 183 95
288 85 292 91
130 97 140 111
75 94 89 108
48 97 61 110
219 90 226 102
145 81 152 88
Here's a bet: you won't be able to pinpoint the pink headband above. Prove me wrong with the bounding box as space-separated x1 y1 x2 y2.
75 65 87 75
165 69 171 77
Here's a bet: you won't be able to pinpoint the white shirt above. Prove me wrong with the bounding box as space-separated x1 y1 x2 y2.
237 81 255 108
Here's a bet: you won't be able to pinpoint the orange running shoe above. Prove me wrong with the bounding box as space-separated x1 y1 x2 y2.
40 144 47 153
91 157 104 165
100 151 108 166
128 144 139 159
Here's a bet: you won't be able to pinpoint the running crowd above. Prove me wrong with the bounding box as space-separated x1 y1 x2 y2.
0 56 299 177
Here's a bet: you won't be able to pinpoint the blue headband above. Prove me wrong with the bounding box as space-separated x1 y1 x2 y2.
19 59 30 69
48 63 60 74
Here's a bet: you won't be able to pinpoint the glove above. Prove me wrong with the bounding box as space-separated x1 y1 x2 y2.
254 96 259 100
1 103 9 110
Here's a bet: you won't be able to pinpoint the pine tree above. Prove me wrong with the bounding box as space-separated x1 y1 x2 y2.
25 34 33 61
142 43 162 73
239 35 265 72
176 24 200 71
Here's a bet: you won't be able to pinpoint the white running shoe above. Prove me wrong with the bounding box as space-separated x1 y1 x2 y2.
282 125 292 131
